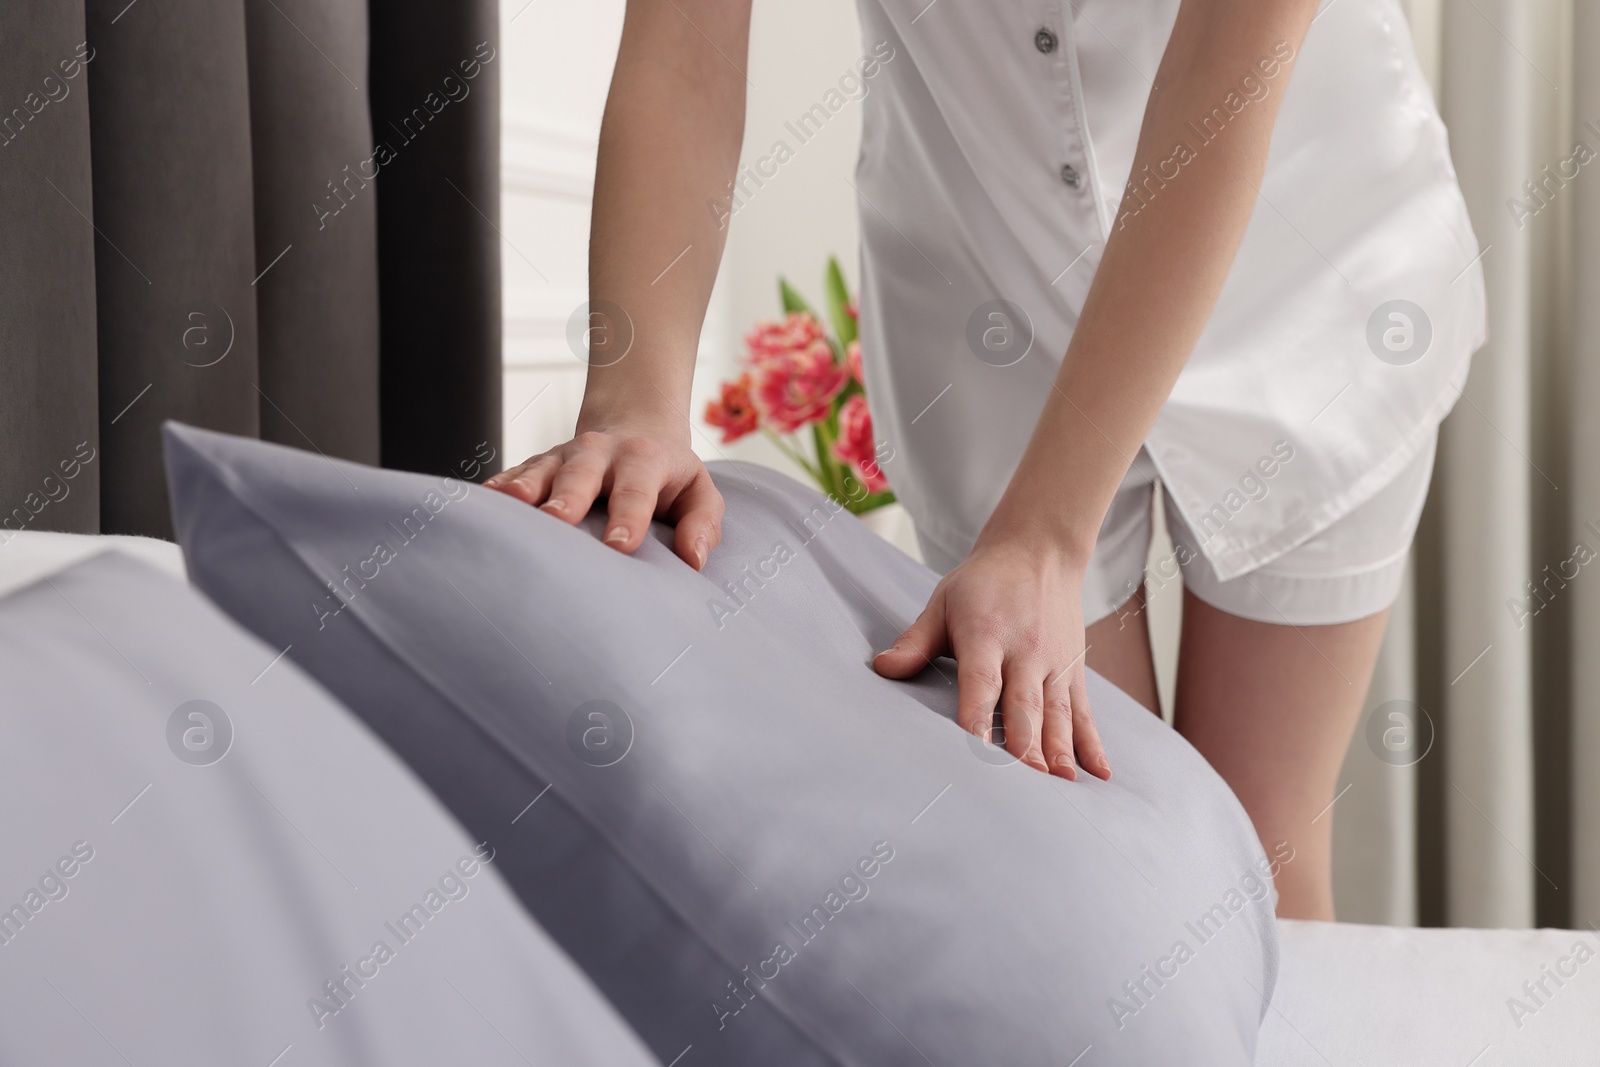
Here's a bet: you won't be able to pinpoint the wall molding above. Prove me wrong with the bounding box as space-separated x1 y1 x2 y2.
502 117 596 202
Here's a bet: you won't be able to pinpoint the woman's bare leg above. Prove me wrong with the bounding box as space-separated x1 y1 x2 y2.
1173 590 1390 920
1086 583 1162 716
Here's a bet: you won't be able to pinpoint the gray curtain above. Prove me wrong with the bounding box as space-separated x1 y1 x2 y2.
0 0 500 540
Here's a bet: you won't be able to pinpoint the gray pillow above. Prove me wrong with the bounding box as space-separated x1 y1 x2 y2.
164 422 1279 1067
0 551 659 1067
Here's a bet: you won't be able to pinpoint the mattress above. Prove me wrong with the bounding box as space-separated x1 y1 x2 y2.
1260 919 1600 1065
5 532 1595 1063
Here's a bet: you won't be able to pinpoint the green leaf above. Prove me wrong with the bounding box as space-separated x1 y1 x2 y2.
810 421 839 499
778 278 816 317
845 489 896 516
824 256 857 349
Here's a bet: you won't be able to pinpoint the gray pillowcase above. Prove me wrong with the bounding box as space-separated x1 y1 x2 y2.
0 551 660 1067
164 421 1279 1067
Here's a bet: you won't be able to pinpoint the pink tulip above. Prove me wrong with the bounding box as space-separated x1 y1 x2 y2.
744 313 848 434
833 393 888 493
744 312 829 364
705 373 759 443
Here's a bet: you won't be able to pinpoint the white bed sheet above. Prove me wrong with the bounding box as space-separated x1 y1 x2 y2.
1260 919 1599 1065
0 529 184 596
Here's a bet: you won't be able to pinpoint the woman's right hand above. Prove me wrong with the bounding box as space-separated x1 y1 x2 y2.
484 422 725 571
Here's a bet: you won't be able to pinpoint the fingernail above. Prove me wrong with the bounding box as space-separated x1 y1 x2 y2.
605 525 629 544
540 499 565 513
694 536 708 568
1054 754 1074 769
1099 757 1112 778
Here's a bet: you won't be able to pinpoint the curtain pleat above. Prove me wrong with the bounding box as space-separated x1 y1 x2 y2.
85 0 263 537
243 0 381 466
1436 0 1539 929
370 0 502 478
0 3 100 535
1570 0 1600 923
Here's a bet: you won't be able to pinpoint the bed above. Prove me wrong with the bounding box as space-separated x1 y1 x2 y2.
4 526 1594 1066
1263 919 1598 1064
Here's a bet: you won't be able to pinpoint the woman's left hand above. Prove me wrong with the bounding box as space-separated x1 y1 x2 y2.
872 534 1110 781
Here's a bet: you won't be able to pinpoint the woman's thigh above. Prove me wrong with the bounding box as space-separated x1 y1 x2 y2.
1172 589 1390 918
1085 582 1162 716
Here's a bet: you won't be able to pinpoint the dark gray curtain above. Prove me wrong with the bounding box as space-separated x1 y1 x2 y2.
0 0 500 540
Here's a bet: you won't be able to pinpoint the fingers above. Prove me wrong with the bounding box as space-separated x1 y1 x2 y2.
542 460 606 525
485 433 723 566
484 455 557 506
667 469 725 570
999 662 1048 772
602 440 670 553
872 593 951 679
1041 670 1078 780
1070 674 1111 780
953 647 1003 742
1042 668 1109 781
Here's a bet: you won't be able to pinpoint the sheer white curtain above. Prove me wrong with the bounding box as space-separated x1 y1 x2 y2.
1332 0 1593 930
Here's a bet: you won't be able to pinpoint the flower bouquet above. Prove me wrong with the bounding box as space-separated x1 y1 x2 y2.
704 257 895 515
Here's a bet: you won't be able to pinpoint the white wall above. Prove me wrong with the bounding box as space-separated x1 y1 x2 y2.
498 0 734 468
497 0 624 466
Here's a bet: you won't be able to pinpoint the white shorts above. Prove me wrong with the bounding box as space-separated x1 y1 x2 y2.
918 436 1437 628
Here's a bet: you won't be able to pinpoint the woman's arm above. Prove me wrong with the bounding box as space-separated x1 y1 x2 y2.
487 0 752 568
875 0 1321 779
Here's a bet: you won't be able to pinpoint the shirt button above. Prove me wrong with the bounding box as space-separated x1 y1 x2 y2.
1034 28 1056 53
1060 163 1082 189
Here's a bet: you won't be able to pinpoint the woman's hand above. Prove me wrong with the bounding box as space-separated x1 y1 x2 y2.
872 534 1109 781
485 420 724 570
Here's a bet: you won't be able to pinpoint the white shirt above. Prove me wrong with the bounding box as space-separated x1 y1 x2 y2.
851 0 1487 580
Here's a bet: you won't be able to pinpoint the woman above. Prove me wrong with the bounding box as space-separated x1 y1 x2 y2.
485 0 1486 921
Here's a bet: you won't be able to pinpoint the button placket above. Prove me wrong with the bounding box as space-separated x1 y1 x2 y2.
1035 17 1086 198
1046 4 1109 235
